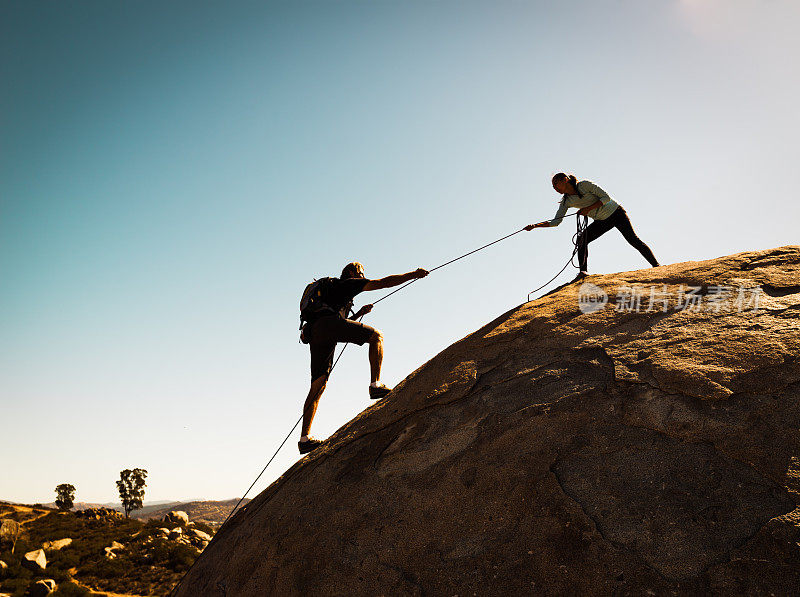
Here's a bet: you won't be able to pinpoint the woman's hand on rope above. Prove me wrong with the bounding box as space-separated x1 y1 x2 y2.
413 268 429 279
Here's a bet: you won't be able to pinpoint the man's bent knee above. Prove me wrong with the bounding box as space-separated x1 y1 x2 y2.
369 330 383 344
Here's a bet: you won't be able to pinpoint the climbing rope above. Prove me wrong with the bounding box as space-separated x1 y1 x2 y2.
527 212 587 300
215 329 358 532
219 214 584 523
168 333 360 596
170 211 583 595
215 226 540 525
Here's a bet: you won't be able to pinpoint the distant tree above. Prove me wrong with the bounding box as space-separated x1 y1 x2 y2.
116 468 148 518
55 483 76 510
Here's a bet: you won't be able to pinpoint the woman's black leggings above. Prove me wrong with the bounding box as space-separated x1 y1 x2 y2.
577 206 658 271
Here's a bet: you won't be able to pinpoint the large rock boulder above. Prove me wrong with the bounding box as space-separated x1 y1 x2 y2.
188 528 212 549
22 549 46 571
174 247 800 596
42 538 72 552
189 529 212 542
164 510 189 525
28 579 56 597
103 540 125 559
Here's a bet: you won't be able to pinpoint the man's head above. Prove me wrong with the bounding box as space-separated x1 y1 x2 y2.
341 262 365 279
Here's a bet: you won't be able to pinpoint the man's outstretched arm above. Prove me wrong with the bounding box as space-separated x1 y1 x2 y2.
363 268 428 291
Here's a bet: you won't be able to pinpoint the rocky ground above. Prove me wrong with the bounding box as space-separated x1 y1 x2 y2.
175 246 800 596
0 503 214 596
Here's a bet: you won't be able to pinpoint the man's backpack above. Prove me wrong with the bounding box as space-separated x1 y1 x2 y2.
300 277 336 328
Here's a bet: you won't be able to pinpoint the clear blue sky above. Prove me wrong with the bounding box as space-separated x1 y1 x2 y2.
2 0 798 504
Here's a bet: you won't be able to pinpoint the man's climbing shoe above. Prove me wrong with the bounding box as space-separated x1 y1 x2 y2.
369 383 392 400
298 437 323 454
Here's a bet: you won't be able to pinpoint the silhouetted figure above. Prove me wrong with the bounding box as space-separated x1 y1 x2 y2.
526 173 659 278
298 262 428 454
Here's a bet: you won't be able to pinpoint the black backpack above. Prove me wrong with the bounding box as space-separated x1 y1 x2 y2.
299 277 336 328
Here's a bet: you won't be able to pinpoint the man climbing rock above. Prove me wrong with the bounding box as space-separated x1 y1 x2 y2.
298 262 428 454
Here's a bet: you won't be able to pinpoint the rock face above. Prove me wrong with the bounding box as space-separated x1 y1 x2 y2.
175 247 800 596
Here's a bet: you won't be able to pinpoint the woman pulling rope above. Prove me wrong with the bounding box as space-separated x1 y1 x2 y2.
525 172 660 280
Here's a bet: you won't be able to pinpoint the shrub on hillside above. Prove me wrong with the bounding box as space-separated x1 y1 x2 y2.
81 553 132 579
48 548 80 570
53 581 91 596
0 551 31 597
193 521 215 536
0 576 30 597
167 543 197 573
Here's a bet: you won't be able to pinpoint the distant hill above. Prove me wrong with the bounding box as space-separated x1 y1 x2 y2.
42 501 123 512
41 500 182 514
25 499 247 527
131 499 250 527
123 502 183 517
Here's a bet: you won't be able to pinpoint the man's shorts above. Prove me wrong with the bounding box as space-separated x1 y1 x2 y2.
307 316 376 381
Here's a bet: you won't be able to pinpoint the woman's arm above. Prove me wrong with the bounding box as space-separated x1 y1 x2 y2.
546 198 569 227
524 197 570 231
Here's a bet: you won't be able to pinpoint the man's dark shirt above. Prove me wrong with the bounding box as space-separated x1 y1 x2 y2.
318 277 369 320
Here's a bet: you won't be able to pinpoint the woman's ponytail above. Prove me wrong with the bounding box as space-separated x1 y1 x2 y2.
552 172 579 193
